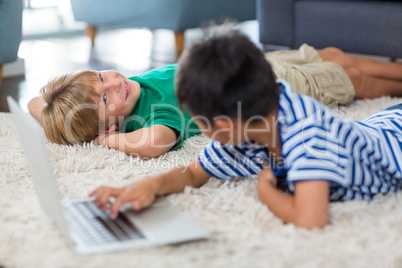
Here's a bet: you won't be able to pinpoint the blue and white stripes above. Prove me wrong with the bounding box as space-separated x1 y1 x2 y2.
198 80 402 201
199 140 268 179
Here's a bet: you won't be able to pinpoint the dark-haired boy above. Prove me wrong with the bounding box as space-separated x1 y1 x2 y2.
91 31 402 229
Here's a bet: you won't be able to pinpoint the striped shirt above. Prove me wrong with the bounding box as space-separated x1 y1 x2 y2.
198 80 402 201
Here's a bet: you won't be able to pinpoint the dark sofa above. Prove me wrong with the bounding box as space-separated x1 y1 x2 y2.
257 0 402 58
0 0 23 91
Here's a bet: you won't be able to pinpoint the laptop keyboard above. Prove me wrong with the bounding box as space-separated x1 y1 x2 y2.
64 200 146 246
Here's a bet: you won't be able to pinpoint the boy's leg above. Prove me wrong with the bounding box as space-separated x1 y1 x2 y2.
318 47 402 81
345 66 402 99
265 44 355 105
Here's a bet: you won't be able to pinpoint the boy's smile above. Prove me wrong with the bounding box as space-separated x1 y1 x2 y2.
91 70 141 126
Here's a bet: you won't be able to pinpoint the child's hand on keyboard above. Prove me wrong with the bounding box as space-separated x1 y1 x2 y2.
89 178 159 219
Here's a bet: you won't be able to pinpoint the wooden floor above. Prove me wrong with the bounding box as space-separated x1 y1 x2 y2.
0 28 180 112
0 21 259 113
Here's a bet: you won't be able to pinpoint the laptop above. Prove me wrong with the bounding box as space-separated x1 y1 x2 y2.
7 96 209 255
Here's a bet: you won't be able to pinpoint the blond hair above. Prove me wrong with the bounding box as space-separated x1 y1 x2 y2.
40 70 101 145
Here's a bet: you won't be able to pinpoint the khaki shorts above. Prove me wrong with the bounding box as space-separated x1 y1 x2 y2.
265 44 355 105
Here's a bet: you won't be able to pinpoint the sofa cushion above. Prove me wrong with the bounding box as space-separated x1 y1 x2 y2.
295 1 402 57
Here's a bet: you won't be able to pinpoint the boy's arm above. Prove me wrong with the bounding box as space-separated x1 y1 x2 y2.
257 165 329 229
27 97 46 124
95 124 177 158
90 159 211 219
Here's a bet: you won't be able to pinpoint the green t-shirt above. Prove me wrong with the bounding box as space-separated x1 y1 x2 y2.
121 64 200 150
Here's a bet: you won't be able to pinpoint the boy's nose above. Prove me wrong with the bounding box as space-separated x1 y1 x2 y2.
107 79 120 92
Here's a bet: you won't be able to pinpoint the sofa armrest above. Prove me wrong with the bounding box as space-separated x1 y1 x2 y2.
0 0 24 64
257 0 296 47
70 0 203 31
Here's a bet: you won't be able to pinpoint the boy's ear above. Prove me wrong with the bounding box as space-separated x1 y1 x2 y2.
96 124 118 135
214 119 231 130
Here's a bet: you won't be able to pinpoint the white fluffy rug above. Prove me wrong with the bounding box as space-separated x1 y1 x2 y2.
1 96 402 268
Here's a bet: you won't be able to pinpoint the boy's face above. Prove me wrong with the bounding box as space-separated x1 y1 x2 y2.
90 71 140 125
194 117 249 146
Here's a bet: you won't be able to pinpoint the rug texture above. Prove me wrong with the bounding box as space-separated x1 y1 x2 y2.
1 96 402 268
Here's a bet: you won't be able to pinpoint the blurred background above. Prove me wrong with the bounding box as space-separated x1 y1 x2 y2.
2 0 401 113
0 0 258 112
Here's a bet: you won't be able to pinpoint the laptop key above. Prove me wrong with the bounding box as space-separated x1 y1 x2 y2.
64 201 145 246
95 216 129 241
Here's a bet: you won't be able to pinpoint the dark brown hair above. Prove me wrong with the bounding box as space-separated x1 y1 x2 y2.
175 29 279 123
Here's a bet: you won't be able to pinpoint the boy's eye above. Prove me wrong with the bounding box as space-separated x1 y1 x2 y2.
99 73 104 82
103 94 107 104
